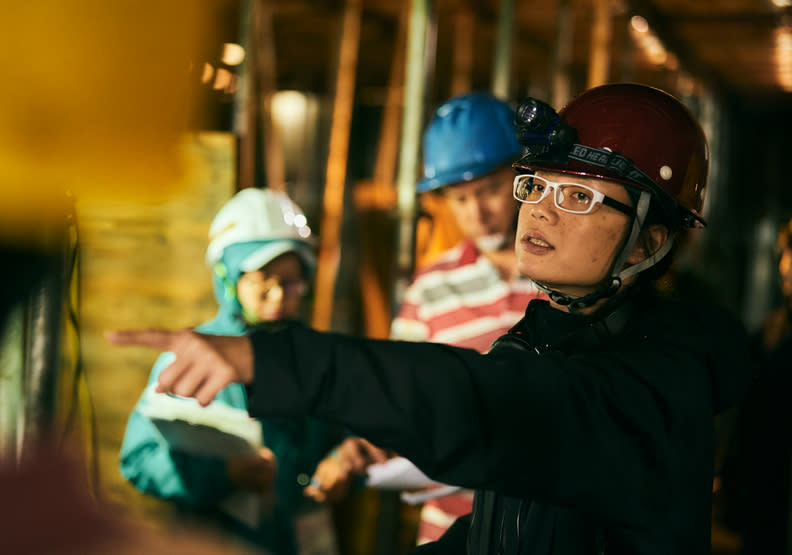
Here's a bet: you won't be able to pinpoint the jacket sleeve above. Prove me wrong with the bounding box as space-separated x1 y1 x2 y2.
245 324 557 494
119 353 234 508
245 312 750 525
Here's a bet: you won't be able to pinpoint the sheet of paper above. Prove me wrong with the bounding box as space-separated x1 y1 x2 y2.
400 485 463 505
365 456 442 490
139 387 264 527
139 386 262 459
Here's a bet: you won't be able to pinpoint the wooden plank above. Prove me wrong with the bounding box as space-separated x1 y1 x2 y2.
450 8 475 96
551 0 575 109
311 0 363 331
491 0 514 99
255 0 286 191
393 0 431 306
587 0 613 88
354 5 406 339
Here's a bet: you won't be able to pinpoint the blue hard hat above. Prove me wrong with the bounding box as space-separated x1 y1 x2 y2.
416 92 521 193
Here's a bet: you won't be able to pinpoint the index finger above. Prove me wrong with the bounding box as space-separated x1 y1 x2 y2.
105 329 177 351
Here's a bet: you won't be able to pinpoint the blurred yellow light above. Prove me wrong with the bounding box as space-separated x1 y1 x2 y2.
213 68 234 91
629 15 670 68
0 1 219 245
272 91 308 129
202 63 215 84
775 26 792 91
630 15 649 33
222 43 246 66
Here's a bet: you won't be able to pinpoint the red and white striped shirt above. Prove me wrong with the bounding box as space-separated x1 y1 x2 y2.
390 239 545 544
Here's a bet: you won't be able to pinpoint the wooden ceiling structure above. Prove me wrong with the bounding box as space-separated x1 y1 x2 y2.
196 0 791 334
188 0 792 334
261 0 792 110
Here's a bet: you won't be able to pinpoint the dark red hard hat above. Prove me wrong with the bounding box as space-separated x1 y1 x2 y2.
514 83 709 228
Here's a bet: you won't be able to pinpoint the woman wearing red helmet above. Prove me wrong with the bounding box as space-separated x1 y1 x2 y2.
110 84 752 554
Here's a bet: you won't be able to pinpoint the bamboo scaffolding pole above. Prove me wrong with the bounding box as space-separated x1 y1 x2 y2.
311 0 362 331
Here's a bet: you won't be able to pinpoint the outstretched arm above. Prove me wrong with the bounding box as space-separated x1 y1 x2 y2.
107 329 253 406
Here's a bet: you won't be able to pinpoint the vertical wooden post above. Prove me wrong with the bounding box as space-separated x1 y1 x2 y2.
393 0 431 307
373 12 408 191
551 0 574 108
254 0 285 192
450 8 474 97
588 0 613 89
354 8 407 339
491 0 515 99
236 0 255 189
311 0 362 331
416 3 473 268
236 0 285 191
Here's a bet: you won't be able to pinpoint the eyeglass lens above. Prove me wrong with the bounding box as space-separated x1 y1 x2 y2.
514 175 598 213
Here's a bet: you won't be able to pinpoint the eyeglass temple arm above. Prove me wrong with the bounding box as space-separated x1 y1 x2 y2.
601 196 634 216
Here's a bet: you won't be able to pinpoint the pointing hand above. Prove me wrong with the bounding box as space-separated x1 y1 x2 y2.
107 328 254 406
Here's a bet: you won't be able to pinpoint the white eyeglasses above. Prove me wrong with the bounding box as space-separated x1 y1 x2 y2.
512 174 633 216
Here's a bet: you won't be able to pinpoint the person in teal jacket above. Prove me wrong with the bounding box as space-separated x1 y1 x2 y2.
119 187 342 555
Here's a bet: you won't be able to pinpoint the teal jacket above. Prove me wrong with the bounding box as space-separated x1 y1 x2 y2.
119 241 339 554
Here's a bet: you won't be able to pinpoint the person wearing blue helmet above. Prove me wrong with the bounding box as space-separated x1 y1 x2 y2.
394 92 546 544
305 92 545 545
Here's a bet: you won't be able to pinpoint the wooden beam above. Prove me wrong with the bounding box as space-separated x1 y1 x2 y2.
587 0 613 88
623 0 726 93
236 0 285 191
393 0 431 306
551 0 574 108
450 8 474 97
311 0 362 331
254 0 285 191
354 7 407 339
491 0 514 99
236 0 255 189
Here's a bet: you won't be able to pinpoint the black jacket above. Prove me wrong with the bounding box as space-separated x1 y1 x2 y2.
246 290 751 554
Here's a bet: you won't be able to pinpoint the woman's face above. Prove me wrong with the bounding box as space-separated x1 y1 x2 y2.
236 252 306 323
514 171 633 299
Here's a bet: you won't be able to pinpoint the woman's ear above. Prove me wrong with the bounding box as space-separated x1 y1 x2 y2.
627 224 670 265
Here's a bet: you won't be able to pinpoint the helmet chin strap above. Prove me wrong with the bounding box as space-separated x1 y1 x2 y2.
531 190 673 313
